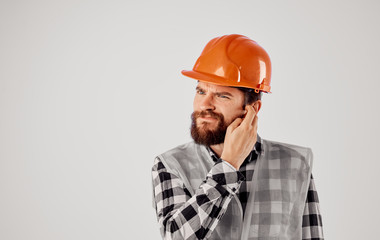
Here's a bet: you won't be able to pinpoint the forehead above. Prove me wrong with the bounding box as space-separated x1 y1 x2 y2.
196 82 243 95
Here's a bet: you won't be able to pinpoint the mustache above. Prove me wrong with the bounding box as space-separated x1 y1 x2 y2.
193 110 223 120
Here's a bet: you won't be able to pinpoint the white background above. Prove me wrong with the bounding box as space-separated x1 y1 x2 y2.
1 0 379 239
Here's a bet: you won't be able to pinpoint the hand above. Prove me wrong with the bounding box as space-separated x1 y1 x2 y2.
221 105 258 170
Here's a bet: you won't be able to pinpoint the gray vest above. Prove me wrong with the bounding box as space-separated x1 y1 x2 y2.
158 139 313 240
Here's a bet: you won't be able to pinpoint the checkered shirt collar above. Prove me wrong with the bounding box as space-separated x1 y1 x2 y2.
206 134 263 163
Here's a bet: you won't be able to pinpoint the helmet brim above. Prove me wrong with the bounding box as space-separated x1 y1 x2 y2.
181 70 242 87
181 70 270 93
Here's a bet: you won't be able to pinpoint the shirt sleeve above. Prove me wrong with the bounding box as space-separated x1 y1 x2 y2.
302 174 324 240
152 157 245 240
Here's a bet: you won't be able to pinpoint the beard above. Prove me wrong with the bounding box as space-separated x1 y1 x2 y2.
190 110 229 146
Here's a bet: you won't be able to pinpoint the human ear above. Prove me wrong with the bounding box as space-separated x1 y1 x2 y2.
250 100 262 113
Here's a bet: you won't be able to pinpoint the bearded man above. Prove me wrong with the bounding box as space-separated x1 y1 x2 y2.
151 34 323 240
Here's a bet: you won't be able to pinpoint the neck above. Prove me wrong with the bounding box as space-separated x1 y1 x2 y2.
210 143 224 158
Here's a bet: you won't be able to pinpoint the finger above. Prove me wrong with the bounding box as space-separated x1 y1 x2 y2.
242 105 256 126
227 117 243 132
252 115 258 130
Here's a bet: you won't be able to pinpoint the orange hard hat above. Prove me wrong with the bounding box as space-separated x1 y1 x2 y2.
182 34 272 93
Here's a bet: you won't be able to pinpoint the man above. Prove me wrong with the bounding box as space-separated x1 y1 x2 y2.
152 34 323 240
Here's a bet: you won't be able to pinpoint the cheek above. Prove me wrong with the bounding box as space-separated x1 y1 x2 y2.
192 96 198 109
193 98 198 110
222 108 245 124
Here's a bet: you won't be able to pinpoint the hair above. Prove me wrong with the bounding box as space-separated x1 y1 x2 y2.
236 87 263 106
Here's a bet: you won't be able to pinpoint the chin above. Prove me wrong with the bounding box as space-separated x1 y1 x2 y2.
198 120 218 127
198 124 218 132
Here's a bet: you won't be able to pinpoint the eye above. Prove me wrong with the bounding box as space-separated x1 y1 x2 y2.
217 94 230 99
196 89 205 95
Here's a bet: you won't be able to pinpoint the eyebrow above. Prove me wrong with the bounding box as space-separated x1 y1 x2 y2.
196 86 205 92
195 86 234 97
216 91 233 97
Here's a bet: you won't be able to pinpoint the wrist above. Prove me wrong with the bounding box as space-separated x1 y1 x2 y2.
220 157 240 170
209 160 245 190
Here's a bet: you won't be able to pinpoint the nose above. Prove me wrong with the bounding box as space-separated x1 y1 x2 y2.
199 94 215 111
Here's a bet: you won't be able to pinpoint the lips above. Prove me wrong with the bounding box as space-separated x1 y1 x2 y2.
195 111 223 125
200 114 216 119
199 116 217 122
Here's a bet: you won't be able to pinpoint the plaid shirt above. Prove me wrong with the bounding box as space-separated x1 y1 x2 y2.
152 137 323 239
